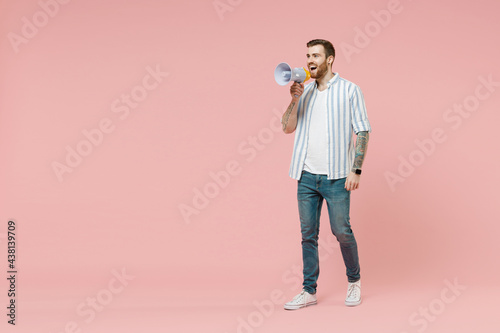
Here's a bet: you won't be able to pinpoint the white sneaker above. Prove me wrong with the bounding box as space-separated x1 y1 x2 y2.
284 290 317 310
345 280 361 306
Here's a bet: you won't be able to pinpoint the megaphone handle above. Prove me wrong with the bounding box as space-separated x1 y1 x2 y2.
291 81 304 99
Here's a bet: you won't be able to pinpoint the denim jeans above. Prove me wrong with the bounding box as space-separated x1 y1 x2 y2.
297 170 360 294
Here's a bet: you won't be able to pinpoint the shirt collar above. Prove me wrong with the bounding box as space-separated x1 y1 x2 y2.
314 73 339 89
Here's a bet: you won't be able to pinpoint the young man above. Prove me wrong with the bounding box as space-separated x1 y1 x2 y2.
281 39 371 310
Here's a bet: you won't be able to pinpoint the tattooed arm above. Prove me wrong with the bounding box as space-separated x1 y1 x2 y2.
282 82 304 134
282 100 299 133
352 131 369 171
345 131 370 191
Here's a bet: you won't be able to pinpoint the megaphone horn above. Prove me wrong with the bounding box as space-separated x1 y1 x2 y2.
274 62 311 86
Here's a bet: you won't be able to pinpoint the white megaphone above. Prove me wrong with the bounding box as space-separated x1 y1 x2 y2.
274 62 311 86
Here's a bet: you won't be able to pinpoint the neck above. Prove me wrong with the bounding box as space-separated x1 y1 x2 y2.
315 71 335 90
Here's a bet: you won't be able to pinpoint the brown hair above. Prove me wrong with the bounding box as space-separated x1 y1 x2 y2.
306 39 335 63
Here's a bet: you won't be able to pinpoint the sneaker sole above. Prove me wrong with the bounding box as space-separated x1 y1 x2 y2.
345 298 362 307
284 300 317 310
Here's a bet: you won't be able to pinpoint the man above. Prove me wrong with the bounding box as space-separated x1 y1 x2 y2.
281 39 371 310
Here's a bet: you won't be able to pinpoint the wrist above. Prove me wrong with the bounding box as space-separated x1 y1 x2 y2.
351 168 362 175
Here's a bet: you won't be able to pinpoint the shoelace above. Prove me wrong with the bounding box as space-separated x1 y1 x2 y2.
293 290 306 302
346 284 360 299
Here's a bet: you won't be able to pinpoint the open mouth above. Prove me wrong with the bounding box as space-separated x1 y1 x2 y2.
309 66 317 72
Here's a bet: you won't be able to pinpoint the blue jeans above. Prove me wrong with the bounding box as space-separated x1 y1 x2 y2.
297 170 360 294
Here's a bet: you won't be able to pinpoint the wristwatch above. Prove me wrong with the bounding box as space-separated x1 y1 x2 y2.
352 168 362 175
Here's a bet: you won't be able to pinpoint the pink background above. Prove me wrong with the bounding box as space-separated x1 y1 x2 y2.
1 0 499 332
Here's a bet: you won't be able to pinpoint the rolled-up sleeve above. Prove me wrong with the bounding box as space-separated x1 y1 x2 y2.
350 85 372 134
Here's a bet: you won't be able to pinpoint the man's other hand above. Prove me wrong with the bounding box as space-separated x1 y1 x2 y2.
345 172 361 191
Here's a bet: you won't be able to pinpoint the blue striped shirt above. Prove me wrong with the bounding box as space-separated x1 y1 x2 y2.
289 73 372 180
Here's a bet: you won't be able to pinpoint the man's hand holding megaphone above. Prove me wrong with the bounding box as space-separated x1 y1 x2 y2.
290 82 304 102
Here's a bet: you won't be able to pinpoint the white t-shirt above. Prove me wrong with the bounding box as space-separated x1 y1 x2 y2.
303 88 329 175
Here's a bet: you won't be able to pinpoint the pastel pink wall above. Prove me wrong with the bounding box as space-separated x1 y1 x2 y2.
1 0 499 332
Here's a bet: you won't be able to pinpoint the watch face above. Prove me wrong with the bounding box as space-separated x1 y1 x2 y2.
355 169 362 175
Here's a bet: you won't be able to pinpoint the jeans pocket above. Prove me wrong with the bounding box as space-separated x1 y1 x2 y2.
324 178 350 203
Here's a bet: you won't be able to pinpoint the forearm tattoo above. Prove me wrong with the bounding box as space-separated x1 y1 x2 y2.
353 131 369 170
282 101 295 131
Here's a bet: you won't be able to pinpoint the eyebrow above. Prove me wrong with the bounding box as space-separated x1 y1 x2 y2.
306 53 322 56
